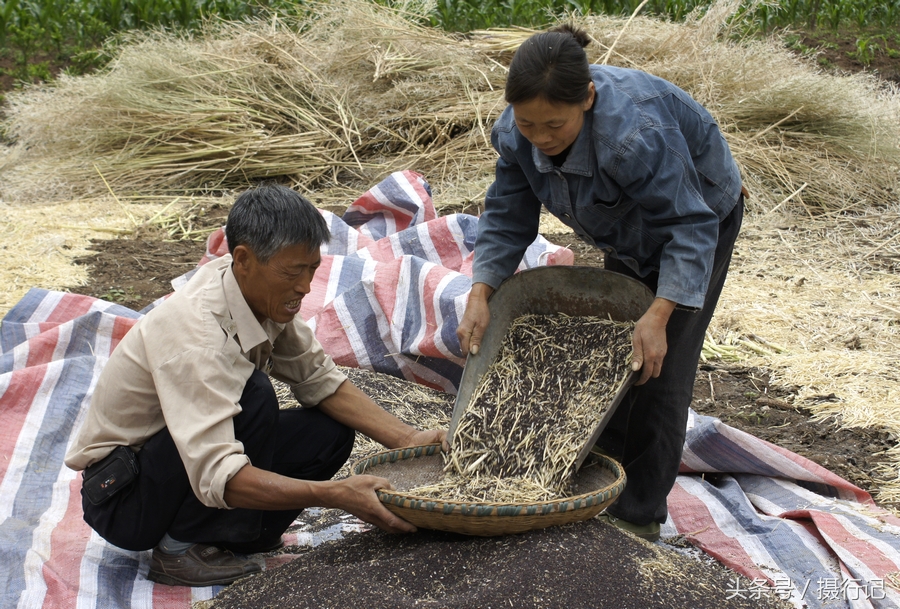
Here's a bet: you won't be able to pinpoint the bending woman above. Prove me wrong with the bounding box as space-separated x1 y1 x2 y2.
457 24 745 542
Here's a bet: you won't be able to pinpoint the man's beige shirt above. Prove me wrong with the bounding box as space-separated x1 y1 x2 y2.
64 255 346 509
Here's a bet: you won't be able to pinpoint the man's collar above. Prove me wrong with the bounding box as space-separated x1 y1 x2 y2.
222 260 281 352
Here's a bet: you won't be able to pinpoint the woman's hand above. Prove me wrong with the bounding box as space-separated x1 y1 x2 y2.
457 283 494 356
631 297 676 385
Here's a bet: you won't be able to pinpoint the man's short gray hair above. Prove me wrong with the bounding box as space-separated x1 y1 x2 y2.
225 184 330 263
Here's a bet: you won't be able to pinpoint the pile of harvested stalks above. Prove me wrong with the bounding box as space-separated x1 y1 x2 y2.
0 0 501 204
413 314 633 503
2 0 898 216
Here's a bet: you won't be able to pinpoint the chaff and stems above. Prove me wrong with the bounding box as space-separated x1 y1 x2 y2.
412 314 633 503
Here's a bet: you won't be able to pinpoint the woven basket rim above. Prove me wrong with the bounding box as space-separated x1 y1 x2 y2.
352 443 625 513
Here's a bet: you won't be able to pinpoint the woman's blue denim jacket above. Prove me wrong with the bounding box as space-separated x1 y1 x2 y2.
472 65 742 310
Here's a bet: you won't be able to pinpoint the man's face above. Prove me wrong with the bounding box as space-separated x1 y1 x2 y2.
233 243 321 324
511 84 595 157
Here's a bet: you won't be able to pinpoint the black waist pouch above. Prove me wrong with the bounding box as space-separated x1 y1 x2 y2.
82 445 140 506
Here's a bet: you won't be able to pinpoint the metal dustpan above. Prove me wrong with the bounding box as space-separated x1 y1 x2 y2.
449 266 655 472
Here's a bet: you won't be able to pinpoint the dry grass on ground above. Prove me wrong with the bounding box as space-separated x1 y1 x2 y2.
710 207 900 503
0 196 227 314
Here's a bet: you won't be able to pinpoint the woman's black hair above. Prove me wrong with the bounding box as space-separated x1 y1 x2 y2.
505 24 592 105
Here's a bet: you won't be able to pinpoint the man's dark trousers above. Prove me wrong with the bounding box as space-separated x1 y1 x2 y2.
82 369 355 551
597 197 744 526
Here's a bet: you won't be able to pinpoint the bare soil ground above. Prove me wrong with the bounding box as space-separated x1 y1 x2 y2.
211 520 794 609
787 27 900 85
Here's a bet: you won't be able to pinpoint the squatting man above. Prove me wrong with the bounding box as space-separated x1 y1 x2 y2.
66 184 447 587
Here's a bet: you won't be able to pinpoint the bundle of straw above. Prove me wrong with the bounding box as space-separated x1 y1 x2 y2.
0 0 502 203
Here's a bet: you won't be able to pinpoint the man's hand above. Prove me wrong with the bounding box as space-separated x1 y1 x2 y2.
319 381 447 451
224 362 451 532
224 466 417 533
457 283 494 356
631 297 676 385
324 475 417 534
397 428 449 452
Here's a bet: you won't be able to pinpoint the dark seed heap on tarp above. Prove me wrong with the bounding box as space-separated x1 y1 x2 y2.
414 314 633 503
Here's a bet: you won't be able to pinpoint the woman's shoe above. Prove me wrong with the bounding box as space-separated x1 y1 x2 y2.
596 511 661 542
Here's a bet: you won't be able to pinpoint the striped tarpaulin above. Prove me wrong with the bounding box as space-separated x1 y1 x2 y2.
3 171 900 608
662 413 900 608
173 171 573 392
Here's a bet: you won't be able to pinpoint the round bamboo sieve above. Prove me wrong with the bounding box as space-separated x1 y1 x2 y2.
351 444 626 536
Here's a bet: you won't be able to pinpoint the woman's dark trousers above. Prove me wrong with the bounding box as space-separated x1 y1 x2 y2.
597 198 744 526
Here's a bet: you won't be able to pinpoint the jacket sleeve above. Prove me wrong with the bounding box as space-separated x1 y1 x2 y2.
472 139 544 289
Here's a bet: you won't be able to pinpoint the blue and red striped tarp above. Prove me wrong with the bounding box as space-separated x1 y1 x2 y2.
667 413 900 607
2 171 899 608
172 170 573 393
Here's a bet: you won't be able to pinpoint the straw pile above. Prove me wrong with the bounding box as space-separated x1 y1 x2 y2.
412 314 633 503
0 0 501 206
1 0 898 215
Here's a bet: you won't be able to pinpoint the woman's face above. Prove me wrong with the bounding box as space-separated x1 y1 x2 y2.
512 84 595 157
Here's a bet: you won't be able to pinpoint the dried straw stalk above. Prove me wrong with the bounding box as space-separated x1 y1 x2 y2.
0 0 501 204
413 314 633 503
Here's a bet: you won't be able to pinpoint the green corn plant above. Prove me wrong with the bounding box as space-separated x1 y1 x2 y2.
95 0 130 31
200 0 260 20
564 0 594 17
851 35 880 65
171 0 200 29
662 0 691 21
779 0 798 24
881 1 900 28
752 2 779 31
824 2 843 29
0 0 21 47
852 0 872 29
31 0 69 54
131 0 165 28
